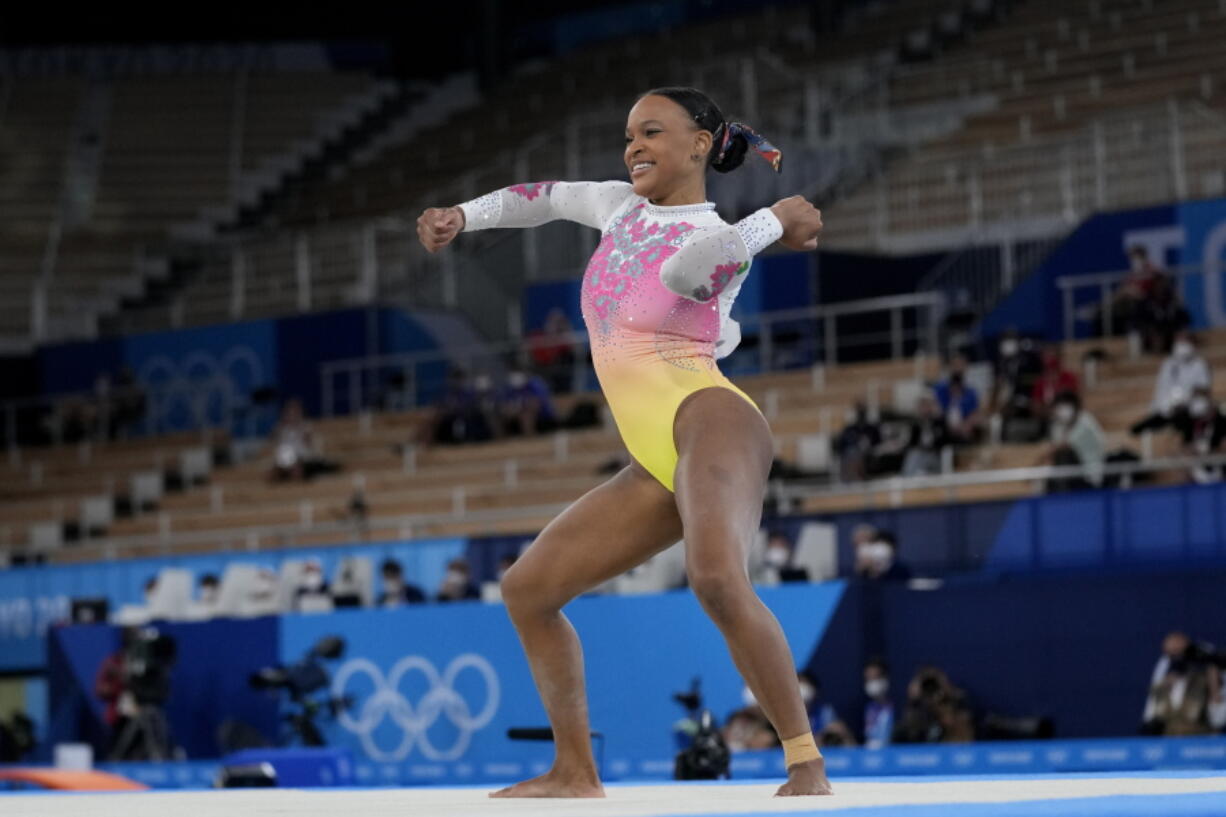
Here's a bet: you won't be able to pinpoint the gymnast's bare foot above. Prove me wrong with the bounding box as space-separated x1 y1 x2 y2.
775 756 834 796
489 767 605 798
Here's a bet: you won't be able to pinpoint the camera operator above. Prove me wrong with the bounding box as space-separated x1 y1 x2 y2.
103 627 178 760
893 665 975 744
95 627 137 756
1141 631 1226 736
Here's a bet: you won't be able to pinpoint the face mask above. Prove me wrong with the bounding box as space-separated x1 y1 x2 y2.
765 546 789 567
508 372 527 388
474 375 492 391
1000 340 1018 357
445 569 467 586
1174 341 1194 360
865 678 889 699
1190 397 1211 417
798 681 816 704
303 573 324 591
1054 404 1075 424
861 542 893 566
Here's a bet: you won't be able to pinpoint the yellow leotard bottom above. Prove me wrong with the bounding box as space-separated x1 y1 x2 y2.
592 333 762 493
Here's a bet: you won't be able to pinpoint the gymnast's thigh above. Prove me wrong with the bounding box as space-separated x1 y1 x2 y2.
503 459 684 608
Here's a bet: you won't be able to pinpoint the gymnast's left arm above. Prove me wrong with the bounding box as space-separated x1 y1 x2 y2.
659 207 784 302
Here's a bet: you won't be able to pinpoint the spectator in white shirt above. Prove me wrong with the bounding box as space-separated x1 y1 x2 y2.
1044 391 1106 492
1132 331 1211 435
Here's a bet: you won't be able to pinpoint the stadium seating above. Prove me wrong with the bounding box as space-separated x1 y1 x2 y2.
0 70 396 349
820 0 1226 248
7 326 1225 565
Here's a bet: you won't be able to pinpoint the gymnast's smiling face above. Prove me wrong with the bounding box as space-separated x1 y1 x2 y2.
624 94 714 203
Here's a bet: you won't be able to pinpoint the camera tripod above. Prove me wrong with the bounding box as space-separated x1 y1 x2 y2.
108 703 173 761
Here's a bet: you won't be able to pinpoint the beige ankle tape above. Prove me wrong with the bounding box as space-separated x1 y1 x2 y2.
781 732 821 768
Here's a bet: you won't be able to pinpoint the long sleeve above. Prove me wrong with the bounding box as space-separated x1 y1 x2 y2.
457 180 635 233
659 207 784 302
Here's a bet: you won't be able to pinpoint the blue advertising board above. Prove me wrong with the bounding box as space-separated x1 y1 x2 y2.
279 583 846 781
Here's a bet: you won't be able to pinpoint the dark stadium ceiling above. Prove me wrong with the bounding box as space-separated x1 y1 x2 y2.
0 1 637 78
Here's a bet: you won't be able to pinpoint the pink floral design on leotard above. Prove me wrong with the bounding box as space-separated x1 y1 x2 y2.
689 260 750 301
583 203 695 325
508 181 557 200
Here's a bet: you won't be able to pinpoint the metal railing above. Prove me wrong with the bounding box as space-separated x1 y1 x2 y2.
1056 263 1210 341
110 42 979 343
18 451 1226 564
773 453 1226 509
320 292 948 417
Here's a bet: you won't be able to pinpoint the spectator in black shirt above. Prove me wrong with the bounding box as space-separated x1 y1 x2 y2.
1173 386 1226 483
902 393 950 477
836 403 882 482
377 559 426 607
437 558 481 602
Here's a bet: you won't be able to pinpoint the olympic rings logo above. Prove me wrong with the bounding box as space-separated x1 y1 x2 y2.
331 654 500 762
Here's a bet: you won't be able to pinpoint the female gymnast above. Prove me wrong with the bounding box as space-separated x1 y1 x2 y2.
416 87 830 798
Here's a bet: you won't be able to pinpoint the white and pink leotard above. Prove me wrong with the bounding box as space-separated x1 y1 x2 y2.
459 180 783 491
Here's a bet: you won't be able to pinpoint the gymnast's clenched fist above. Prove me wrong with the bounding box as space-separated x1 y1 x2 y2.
770 195 823 252
417 206 466 253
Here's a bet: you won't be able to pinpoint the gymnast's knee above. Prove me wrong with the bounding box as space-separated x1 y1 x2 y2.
686 562 754 624
500 561 562 618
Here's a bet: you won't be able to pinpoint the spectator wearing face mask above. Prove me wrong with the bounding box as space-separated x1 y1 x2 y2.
863 657 894 749
1141 631 1226 736
270 399 339 482
1031 348 1080 426
854 530 912 581
755 531 809 585
498 364 558 437
196 574 219 615
1110 246 1167 339
933 357 982 445
1132 332 1211 435
377 559 426 607
1171 386 1226 484
437 557 481 602
993 331 1043 442
294 559 331 612
1043 391 1106 493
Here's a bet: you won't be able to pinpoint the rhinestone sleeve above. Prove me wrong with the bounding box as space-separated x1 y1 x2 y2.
457 181 636 233
734 207 784 255
658 208 782 303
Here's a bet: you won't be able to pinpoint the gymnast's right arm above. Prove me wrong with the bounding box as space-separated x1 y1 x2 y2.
417 180 634 253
